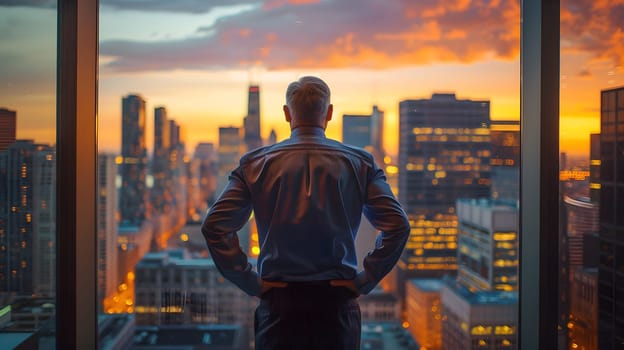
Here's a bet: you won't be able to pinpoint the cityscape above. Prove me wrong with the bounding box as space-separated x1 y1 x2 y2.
2 82 622 349
1 0 623 349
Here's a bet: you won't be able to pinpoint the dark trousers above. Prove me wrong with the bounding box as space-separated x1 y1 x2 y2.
254 283 361 350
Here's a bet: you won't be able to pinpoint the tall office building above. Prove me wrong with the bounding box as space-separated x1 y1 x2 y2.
152 107 170 214
244 85 262 152
456 199 518 292
342 106 385 161
0 141 55 296
97 154 119 312
490 121 520 201
0 108 17 151
31 146 55 297
598 86 624 349
120 94 148 225
397 93 491 292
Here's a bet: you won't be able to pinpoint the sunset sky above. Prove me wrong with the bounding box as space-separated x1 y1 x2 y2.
1 0 623 158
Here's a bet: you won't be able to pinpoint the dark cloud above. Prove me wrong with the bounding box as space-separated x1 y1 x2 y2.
100 0 259 14
577 69 592 78
101 0 521 72
0 0 55 8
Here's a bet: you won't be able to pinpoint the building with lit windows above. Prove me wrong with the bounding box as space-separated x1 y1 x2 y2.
490 120 520 201
456 199 518 292
97 154 118 312
441 280 517 350
0 108 16 152
569 267 598 350
598 86 624 349
31 146 55 297
397 93 491 296
244 85 262 152
405 279 443 350
0 141 55 297
589 133 600 203
120 94 148 226
134 249 254 348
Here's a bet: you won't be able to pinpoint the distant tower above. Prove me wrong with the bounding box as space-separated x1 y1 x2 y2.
216 127 241 196
342 106 385 162
120 94 148 225
97 153 118 312
244 85 262 152
0 108 17 151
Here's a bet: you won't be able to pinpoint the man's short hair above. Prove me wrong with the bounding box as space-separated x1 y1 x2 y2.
285 76 331 122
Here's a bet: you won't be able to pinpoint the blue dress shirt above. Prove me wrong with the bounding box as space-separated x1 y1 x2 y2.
201 126 410 296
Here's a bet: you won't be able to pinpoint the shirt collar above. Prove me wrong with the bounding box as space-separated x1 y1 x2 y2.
290 126 326 139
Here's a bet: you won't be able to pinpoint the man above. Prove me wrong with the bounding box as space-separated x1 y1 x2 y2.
202 76 410 349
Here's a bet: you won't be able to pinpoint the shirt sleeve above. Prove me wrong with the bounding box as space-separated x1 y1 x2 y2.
355 161 411 294
201 166 261 296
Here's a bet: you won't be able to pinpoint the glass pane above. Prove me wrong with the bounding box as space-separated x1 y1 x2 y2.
0 2 58 349
98 1 520 349
560 1 624 349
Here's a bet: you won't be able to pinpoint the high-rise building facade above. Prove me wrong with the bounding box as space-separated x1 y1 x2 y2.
0 108 17 152
31 145 55 297
244 85 262 152
341 105 385 162
97 153 118 312
0 141 55 297
397 93 491 288
456 199 518 292
342 114 372 149
120 94 148 225
598 86 624 349
490 121 520 201
134 249 254 349
152 107 170 214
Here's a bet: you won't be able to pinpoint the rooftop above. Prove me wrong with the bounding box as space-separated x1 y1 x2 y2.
409 278 445 292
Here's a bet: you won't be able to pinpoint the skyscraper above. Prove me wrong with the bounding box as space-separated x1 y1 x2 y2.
244 85 262 152
152 107 170 214
120 94 148 225
0 108 17 151
456 199 518 292
397 93 491 292
0 140 55 296
598 86 624 349
97 154 118 312
31 145 55 297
